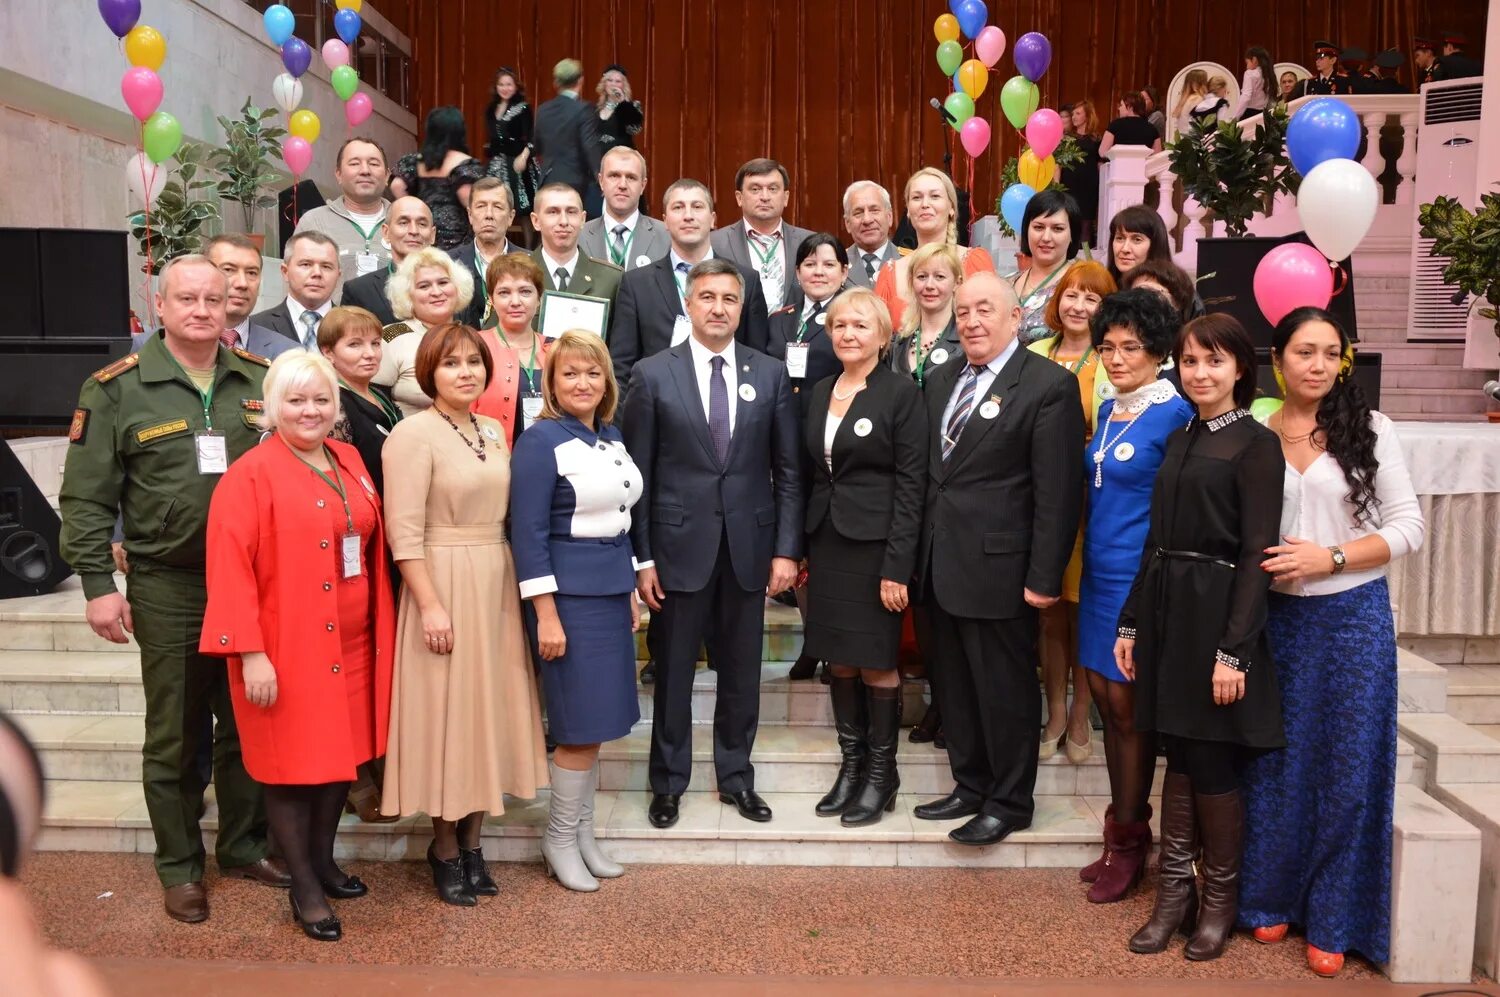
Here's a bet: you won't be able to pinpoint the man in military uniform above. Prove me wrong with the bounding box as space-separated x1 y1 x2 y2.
1371 49 1409 93
1435 31 1483 81
1341 47 1379 93
59 255 288 924
1413 36 1439 88
1306 41 1355 95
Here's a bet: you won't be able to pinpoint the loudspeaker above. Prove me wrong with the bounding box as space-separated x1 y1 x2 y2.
0 439 73 599
1254 349 1382 411
278 180 325 258
1196 235 1360 349
0 229 129 341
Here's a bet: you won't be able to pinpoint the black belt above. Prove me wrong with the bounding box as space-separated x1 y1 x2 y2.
1154 547 1236 570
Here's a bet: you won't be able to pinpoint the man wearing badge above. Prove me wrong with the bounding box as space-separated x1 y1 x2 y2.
530 182 623 318
59 255 286 925
579 146 670 272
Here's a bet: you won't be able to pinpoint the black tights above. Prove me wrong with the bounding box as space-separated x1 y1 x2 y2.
1163 735 1240 795
263 781 351 922
1085 671 1156 824
431 812 485 862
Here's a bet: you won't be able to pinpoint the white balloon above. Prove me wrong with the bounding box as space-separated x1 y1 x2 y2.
272 72 303 114
1297 158 1379 263
125 152 166 208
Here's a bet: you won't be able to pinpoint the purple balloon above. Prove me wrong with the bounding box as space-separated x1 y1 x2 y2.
954 0 988 40
334 9 362 46
281 36 312 78
1013 31 1052 83
98 0 141 38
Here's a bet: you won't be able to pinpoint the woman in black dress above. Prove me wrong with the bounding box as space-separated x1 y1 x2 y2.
1116 314 1285 962
483 67 541 216
594 65 645 155
392 106 487 251
1100 92 1163 159
804 287 928 827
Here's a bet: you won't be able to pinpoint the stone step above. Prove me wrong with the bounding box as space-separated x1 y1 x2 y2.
1365 342 1471 366
1400 637 1500 668
1425 781 1500 980
1382 411 1492 423
1354 290 1414 310
1353 275 1412 293
1381 387 1491 416
1398 712 1500 784
1444 664 1500 726
1380 365 1494 390
1385 783 1481 983
1398 648 1448 714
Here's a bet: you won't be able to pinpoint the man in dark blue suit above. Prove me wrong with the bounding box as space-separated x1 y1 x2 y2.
623 258 804 828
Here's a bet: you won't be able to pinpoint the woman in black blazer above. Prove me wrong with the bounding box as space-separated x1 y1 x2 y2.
320 307 402 499
804 287 928 827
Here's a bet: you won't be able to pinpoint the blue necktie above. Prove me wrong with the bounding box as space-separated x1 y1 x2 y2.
708 355 730 464
943 364 983 462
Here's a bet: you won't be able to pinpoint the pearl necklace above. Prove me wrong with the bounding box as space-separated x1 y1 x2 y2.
832 376 866 401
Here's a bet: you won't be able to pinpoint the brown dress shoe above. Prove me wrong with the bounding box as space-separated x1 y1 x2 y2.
164 882 208 923
221 856 292 888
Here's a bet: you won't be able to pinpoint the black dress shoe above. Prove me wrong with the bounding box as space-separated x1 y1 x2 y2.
948 813 1031 846
908 703 942 743
640 660 656 685
913 792 982 821
427 843 477 907
461 846 499 896
321 874 368 899
290 893 342 941
719 789 773 822
648 793 681 828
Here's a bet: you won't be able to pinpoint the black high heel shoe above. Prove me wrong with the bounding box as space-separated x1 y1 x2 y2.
461 846 499 896
427 842 477 906
320 873 368 899
787 652 819 681
290 892 342 942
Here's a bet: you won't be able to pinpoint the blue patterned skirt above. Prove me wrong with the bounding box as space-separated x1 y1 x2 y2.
1239 576 1396 962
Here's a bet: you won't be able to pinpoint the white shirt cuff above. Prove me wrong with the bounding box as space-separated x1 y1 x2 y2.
518 575 559 599
632 558 654 571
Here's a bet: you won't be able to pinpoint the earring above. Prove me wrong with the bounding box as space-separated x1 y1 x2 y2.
1338 345 1354 380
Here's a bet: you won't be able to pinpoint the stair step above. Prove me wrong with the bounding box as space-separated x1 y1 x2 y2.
1365 343 1470 364
1381 367 1494 389
1381 387 1491 415
1444 664 1500 726
1398 712 1500 783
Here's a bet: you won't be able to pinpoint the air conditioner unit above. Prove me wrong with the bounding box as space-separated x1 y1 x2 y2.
1406 78 1482 343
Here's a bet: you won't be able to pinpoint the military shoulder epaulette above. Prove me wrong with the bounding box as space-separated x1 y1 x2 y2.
232 347 271 367
382 322 410 343
92 353 140 383
591 257 624 272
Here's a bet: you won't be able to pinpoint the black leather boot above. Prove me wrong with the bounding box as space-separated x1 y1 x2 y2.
461 846 499 896
427 842 477 907
815 675 867 816
1184 789 1243 961
841 685 901 827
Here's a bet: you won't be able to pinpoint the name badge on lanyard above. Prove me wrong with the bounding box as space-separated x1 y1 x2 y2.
195 432 227 474
355 252 380 276
340 532 363 579
671 313 692 347
521 396 544 429
785 342 809 379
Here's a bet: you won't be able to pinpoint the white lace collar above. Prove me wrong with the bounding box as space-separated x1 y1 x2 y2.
1110 378 1179 414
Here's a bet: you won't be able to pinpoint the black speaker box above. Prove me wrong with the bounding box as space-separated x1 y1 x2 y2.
1196 235 1360 349
0 229 130 341
0 439 73 599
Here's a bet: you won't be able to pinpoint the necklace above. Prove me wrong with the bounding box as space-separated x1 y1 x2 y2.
1049 338 1095 375
832 375 866 401
1274 411 1320 446
1093 406 1147 488
1201 408 1250 433
437 408 487 461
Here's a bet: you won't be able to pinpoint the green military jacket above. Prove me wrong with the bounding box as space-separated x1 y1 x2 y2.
59 332 270 599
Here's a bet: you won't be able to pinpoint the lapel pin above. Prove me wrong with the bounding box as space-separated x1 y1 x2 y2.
739 383 757 401
636 254 652 267
853 417 873 437
979 399 1000 420
930 347 949 365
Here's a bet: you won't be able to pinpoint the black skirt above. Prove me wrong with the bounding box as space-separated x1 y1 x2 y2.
804 520 902 669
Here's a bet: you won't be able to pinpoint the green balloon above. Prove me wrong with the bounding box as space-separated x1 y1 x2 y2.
331 65 359 101
143 111 183 165
1249 396 1283 422
1000 75 1040 130
944 92 975 130
936 40 963 77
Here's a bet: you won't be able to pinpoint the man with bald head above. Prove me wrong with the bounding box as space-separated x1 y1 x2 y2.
61 255 283 925
911 270 1085 846
339 194 435 325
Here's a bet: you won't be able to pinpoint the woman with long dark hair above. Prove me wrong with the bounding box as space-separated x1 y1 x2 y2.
1009 189 1081 344
392 106 486 250
1239 308 1424 977
1107 206 1204 319
484 68 541 216
1235 47 1276 119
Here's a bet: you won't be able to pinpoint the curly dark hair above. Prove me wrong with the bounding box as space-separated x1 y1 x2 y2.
1121 258 1196 321
1090 288 1179 359
484 67 527 122
1272 306 1381 526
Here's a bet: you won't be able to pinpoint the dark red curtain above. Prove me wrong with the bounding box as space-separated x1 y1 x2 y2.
395 0 1484 236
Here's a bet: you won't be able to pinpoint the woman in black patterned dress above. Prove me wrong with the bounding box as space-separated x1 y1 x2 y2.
484 67 541 216
392 106 486 251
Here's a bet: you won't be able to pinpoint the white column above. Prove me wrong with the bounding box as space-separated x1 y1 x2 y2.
1361 112 1387 181
1154 166 1179 247
1178 197 1209 272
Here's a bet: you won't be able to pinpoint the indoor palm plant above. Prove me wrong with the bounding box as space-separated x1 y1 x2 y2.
209 98 285 245
128 140 221 276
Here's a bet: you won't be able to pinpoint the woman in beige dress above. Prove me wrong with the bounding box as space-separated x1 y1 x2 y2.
380 322 547 906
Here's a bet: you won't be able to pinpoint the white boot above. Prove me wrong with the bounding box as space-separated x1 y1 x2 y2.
541 762 599 892
577 762 623 879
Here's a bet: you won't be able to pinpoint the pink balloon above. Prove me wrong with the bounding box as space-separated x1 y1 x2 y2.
1253 243 1334 326
975 25 1006 68
960 117 991 158
321 38 350 69
282 135 313 176
344 91 373 127
1025 109 1064 161
121 67 163 122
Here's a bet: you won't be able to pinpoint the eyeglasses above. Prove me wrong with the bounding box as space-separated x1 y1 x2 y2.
1097 343 1147 359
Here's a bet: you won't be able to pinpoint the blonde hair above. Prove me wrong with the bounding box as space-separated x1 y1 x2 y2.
899 242 964 336
904 167 960 246
386 246 474 322
1175 70 1209 117
260 350 339 432
824 287 895 355
539 330 620 426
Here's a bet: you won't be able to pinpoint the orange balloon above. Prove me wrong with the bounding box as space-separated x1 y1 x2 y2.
124 25 167 72
958 59 989 99
1018 149 1057 190
933 14 960 44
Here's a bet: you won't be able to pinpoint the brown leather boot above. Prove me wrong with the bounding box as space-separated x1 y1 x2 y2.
1088 817 1152 903
1129 773 1199 954
1184 788 1243 961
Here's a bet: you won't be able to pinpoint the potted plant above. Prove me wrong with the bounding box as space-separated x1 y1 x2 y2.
1419 189 1500 348
1168 106 1296 237
127 140 221 276
209 98 285 249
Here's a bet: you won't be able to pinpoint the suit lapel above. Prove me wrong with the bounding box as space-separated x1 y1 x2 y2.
667 345 718 465
945 344 1027 474
653 258 684 318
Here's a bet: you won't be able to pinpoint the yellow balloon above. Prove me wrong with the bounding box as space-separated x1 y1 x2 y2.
933 14 960 44
334 0 362 9
288 109 321 144
124 25 167 72
958 59 989 99
1018 150 1057 190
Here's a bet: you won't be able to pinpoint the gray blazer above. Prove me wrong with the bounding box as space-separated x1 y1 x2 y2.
579 215 671 271
131 323 297 359
710 221 815 309
844 242 902 289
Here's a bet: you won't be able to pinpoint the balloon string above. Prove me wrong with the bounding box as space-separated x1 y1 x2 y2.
137 119 156 327
1330 261 1348 297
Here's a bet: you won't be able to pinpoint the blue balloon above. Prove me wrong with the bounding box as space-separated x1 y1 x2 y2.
948 0 965 13
955 0 988 40
1001 183 1037 235
262 4 294 47
1287 98 1361 176
334 8 362 46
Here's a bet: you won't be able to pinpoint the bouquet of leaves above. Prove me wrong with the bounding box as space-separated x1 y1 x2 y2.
1167 105 1295 238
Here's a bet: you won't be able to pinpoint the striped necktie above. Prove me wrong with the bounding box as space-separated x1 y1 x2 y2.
942 364 984 462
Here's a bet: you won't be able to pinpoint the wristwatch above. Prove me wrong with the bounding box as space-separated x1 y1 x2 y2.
1328 545 1347 574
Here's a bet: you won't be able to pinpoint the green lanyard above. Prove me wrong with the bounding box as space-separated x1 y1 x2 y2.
342 379 401 427
748 231 781 269
910 316 952 388
1050 341 1096 375
167 353 216 429
1017 261 1067 306
607 225 637 268
343 212 383 251
295 446 354 533
473 246 493 323
497 330 541 394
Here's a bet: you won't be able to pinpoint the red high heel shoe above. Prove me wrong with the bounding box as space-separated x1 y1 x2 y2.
1252 924 1288 944
1307 944 1344 977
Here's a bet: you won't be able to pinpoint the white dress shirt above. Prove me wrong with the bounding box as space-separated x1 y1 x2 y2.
668 247 715 306
742 220 786 307
940 337 1019 430
286 296 333 349
687 334 739 435
540 248 581 289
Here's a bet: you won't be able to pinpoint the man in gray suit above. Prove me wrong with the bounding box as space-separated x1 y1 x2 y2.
133 234 295 358
709 158 812 314
842 180 900 289
579 146 670 271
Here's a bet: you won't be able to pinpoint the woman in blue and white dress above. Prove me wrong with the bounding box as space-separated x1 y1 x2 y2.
510 330 643 895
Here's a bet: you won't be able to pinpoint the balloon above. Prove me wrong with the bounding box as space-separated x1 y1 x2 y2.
1000 75 1040 129
936 40 963 77
943 92 975 130
974 26 1006 68
1287 97 1361 176
331 65 359 101
334 9 362 46
957 60 989 100
281 36 312 78
933 14 960 44
1025 108 1064 160
1249 396 1284 421
124 25 166 71
345 92 373 128
1253 243 1334 325
120 67 163 122
282 136 314 176
334 0 362 9
959 117 991 157
98 0 141 38
1001 184 1037 234
262 4 294 47
142 111 182 164
954 0 988 40
1297 159 1379 262
322 39 350 70
288 109 321 144
125 151 165 208
271 72 303 114
1013 31 1052 83
1018 150 1057 190
948 0 965 12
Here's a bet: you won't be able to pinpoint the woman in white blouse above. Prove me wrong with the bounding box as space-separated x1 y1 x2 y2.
1240 307 1424 979
373 247 473 416
1233 47 1275 120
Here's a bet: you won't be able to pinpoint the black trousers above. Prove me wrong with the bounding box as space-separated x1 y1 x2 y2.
647 533 764 795
929 599 1041 823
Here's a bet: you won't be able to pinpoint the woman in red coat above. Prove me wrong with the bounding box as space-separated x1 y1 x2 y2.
201 351 396 943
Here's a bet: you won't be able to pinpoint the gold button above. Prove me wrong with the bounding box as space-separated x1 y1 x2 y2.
331 664 340 673
320 540 329 549
316 499 326 509
326 622 335 631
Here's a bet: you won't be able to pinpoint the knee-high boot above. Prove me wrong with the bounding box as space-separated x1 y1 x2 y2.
841 685 900 827
1129 773 1199 953
541 762 599 893
815 675 867 816
577 761 623 879
1183 788 1243 961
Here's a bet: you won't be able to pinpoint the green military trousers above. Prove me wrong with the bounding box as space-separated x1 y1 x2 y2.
127 563 267 886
